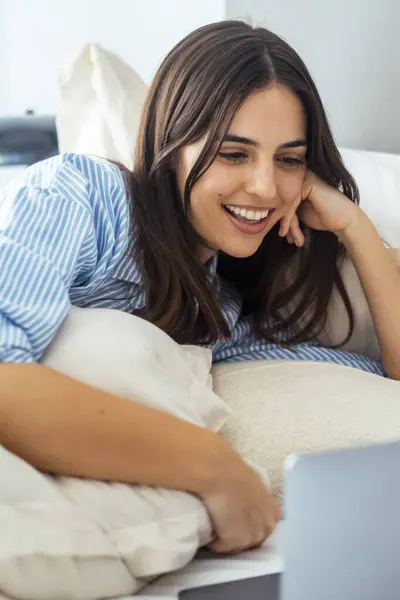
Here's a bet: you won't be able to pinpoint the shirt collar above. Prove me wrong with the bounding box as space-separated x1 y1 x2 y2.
206 253 219 282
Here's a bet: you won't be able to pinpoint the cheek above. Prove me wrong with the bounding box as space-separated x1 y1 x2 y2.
278 170 306 205
191 168 239 211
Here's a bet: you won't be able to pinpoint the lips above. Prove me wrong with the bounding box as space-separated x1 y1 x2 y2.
224 204 270 222
223 205 274 235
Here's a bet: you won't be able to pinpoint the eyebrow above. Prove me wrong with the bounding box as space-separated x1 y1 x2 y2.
222 134 307 150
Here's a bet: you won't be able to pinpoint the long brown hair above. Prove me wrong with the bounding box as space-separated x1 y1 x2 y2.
127 20 357 346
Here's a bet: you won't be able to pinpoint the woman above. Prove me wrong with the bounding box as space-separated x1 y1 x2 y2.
1 20 399 555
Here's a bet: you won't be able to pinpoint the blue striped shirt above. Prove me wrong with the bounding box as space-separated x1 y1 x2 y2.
0 153 385 375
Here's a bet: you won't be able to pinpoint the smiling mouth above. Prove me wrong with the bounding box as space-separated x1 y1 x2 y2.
223 204 273 224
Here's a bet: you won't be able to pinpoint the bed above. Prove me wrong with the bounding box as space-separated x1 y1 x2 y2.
133 524 283 599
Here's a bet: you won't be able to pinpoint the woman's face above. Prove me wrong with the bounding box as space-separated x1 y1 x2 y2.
176 84 308 262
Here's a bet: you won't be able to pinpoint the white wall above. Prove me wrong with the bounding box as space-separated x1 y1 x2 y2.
0 0 225 116
2 0 397 153
227 0 400 153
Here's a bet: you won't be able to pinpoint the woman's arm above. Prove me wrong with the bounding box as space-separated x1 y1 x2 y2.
0 363 224 491
338 212 400 379
0 363 280 554
279 171 400 379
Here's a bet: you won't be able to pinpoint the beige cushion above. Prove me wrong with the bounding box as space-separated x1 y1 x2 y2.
0 307 230 600
213 360 400 505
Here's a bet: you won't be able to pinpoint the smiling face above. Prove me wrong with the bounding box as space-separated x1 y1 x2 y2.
176 84 308 261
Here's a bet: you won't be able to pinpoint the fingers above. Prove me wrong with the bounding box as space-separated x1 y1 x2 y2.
274 501 282 522
207 528 271 555
279 193 303 238
287 232 295 245
207 506 280 555
285 214 305 247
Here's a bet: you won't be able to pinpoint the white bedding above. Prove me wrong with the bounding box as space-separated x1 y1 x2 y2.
0 165 26 188
133 523 283 599
0 308 231 600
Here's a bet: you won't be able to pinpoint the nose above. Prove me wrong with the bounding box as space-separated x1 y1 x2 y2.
245 161 278 205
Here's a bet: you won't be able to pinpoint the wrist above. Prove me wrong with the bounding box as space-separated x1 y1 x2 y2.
336 207 370 247
193 432 241 498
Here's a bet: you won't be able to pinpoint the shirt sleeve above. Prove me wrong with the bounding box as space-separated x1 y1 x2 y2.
0 165 95 363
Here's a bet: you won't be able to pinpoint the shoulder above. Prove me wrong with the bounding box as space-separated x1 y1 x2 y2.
12 152 128 211
19 152 124 185
1 152 131 241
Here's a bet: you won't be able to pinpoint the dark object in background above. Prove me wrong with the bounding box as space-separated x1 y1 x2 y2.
0 113 59 166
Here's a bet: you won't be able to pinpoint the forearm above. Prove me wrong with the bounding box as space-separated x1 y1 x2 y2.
339 210 400 379
0 364 226 494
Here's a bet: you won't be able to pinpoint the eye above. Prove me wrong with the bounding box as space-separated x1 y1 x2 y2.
217 151 247 164
276 156 305 169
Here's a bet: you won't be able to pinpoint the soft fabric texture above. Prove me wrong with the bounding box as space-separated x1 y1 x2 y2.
0 307 232 600
56 44 147 169
213 360 400 504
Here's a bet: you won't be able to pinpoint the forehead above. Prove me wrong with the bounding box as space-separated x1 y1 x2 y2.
228 84 306 146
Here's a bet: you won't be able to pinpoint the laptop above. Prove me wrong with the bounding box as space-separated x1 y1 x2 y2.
179 440 400 600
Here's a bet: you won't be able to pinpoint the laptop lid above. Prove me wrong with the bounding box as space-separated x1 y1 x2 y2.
179 573 280 599
282 440 400 600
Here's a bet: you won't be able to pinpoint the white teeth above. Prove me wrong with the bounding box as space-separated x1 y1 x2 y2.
225 205 270 222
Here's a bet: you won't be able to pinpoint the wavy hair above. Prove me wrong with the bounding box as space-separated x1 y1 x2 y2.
124 20 357 346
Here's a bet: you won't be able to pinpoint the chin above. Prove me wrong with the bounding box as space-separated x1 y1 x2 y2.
220 243 262 259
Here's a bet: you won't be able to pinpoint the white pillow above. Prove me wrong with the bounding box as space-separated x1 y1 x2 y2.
56 44 148 169
340 147 400 248
213 360 400 504
0 307 230 600
43 307 228 431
